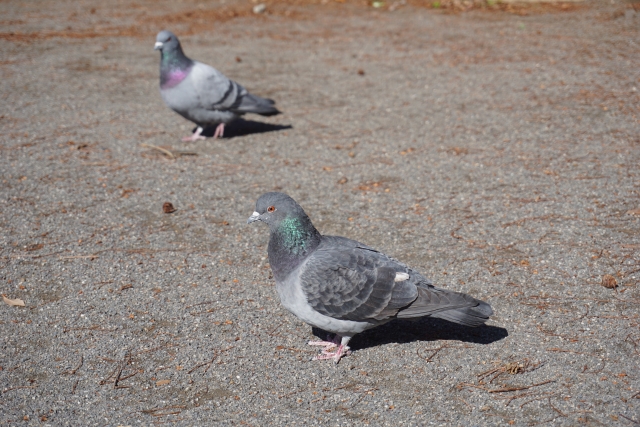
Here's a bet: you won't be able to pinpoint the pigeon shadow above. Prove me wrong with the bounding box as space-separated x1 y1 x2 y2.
312 318 508 351
199 119 292 139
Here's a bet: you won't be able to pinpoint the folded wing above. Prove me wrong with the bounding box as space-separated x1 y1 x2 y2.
192 62 279 116
300 236 492 326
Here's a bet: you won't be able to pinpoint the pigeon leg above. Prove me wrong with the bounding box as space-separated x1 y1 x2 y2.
312 336 352 364
212 123 225 139
182 126 206 142
308 340 337 348
308 333 340 349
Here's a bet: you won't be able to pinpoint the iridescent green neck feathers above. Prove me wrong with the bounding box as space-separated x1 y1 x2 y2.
279 217 312 255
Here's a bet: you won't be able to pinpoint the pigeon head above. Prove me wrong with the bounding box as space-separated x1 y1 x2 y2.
154 30 180 52
248 193 322 270
247 192 307 230
154 30 193 88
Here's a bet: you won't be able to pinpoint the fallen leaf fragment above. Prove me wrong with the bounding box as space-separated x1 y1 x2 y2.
156 379 170 386
2 295 25 307
25 243 44 252
601 274 618 289
163 202 176 214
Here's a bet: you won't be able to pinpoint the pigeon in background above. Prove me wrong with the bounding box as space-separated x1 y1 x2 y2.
154 30 280 142
248 192 494 363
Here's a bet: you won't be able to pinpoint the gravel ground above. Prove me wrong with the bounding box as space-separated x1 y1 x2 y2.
1 0 639 425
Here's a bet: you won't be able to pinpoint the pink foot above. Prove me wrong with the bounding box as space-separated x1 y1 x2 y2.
312 344 351 364
308 340 338 348
308 334 352 364
308 334 340 349
212 123 225 139
182 126 206 142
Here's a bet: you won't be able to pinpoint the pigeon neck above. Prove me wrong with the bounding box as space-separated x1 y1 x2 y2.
268 215 321 280
160 47 193 89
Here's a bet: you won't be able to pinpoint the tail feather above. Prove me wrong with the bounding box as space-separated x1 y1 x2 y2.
232 93 280 116
396 286 493 327
430 300 493 327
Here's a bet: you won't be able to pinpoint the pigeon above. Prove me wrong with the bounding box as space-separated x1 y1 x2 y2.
248 192 494 363
154 30 280 142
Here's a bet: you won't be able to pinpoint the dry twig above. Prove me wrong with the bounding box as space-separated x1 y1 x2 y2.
113 351 132 388
489 378 556 393
618 413 640 424
142 405 188 417
417 343 472 363
477 358 542 385
458 377 556 395
62 355 83 375
548 397 567 417
519 392 557 408
187 346 234 374
140 143 175 159
100 351 133 388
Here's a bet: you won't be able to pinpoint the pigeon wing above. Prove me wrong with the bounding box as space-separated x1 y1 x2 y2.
190 62 247 111
299 241 419 322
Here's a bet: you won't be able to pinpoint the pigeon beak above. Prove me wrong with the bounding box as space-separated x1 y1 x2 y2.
247 211 261 224
154 42 163 50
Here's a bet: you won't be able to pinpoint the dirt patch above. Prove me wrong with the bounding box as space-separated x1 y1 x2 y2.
0 0 593 43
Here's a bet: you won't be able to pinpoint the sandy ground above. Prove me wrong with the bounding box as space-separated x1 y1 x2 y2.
1 0 639 425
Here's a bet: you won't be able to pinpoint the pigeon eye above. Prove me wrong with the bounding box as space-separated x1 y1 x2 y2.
267 206 276 213
167 36 172 41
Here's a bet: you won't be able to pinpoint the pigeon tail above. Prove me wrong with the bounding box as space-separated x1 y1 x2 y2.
429 300 493 327
396 286 493 327
232 93 281 116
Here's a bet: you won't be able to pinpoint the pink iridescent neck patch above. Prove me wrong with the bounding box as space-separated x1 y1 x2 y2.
162 67 191 89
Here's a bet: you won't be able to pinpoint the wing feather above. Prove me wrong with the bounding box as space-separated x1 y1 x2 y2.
299 237 422 322
190 62 247 111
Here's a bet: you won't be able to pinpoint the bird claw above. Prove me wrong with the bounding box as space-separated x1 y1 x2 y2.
212 123 225 139
182 126 206 142
308 333 341 349
312 345 351 363
308 334 351 362
181 134 206 142
307 340 338 348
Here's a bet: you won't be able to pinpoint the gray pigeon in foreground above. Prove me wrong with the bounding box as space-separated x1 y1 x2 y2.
154 30 280 142
248 192 494 363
